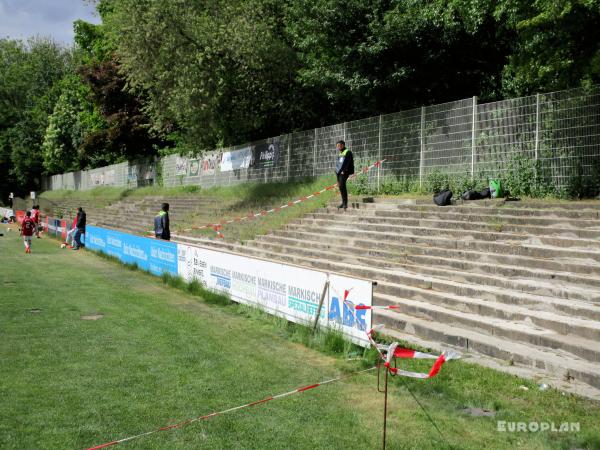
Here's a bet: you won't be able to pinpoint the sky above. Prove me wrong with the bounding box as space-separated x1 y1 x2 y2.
0 0 101 46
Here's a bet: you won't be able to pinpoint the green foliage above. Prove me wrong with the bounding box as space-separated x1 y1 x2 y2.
0 37 73 200
102 0 305 149
42 74 107 173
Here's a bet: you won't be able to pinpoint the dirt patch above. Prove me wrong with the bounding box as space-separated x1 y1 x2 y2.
81 314 104 320
461 407 496 417
29 309 42 314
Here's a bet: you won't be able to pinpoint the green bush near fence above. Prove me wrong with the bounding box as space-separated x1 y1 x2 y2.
349 153 600 199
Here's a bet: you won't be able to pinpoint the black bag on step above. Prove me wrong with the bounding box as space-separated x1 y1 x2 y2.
479 187 491 199
461 190 484 201
433 190 453 206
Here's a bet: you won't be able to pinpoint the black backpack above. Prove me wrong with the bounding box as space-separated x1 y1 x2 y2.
461 190 484 201
433 190 453 206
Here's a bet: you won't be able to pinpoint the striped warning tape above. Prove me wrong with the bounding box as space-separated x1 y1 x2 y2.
365 325 460 379
147 158 386 239
86 366 377 449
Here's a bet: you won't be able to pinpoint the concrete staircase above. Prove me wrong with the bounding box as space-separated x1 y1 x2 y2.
174 197 600 398
42 196 228 236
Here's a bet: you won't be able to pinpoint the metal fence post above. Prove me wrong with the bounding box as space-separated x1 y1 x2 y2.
419 106 425 188
343 121 347 142
313 128 318 177
286 137 291 182
535 93 540 161
471 96 478 180
378 115 383 192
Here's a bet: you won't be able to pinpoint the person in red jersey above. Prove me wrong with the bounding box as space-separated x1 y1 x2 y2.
20 210 36 253
31 205 41 238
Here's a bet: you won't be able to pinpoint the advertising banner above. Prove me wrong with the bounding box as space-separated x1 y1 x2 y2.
177 243 372 345
220 147 252 172
252 139 280 169
15 210 25 223
175 157 188 176
86 226 178 276
188 159 200 177
201 153 218 176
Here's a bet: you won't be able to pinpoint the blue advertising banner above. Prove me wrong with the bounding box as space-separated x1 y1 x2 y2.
86 226 178 276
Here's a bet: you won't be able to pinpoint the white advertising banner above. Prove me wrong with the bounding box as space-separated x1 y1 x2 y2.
220 147 252 172
177 244 372 346
175 157 188 176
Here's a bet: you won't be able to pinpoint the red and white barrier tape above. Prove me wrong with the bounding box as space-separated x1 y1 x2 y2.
87 366 376 449
149 159 386 239
365 325 460 379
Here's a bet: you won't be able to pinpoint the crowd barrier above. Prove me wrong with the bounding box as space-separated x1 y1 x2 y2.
86 225 373 346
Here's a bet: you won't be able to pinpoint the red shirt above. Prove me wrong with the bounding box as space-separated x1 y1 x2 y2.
21 217 36 236
31 209 39 223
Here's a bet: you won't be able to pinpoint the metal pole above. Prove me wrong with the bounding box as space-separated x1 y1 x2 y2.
313 129 318 177
420 106 425 188
312 279 329 333
535 93 540 161
471 96 478 180
382 367 389 450
378 115 383 192
344 121 347 143
287 137 291 182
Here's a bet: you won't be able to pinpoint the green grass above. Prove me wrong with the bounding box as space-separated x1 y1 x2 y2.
2 226 600 449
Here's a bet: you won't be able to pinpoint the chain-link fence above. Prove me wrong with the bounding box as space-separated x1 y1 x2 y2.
42 85 600 194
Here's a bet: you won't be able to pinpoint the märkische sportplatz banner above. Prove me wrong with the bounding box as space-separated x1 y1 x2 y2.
220 147 252 172
177 243 373 346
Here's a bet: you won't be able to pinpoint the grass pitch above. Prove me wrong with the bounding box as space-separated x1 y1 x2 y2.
1 225 599 449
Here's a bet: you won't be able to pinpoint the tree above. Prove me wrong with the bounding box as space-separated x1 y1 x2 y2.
102 0 305 151
499 0 600 95
0 37 72 199
42 74 106 173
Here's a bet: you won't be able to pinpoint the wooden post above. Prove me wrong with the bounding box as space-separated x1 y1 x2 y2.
312 279 329 333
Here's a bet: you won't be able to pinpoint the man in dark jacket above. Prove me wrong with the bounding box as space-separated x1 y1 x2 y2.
72 207 86 250
334 140 354 209
154 203 170 240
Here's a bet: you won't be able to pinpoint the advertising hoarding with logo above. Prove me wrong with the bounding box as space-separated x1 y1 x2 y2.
177 243 372 345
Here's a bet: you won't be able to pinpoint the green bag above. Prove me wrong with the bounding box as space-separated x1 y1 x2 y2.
489 179 503 198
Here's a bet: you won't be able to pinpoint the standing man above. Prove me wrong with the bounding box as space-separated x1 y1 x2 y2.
72 207 86 250
31 205 41 238
334 140 354 210
20 211 36 253
154 203 170 240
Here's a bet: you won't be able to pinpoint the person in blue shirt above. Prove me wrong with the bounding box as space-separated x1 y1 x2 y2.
334 140 355 209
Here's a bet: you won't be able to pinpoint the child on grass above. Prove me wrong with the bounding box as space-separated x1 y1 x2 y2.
20 211 36 254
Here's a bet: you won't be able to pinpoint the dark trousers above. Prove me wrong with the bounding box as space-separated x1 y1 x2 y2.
73 228 85 248
337 173 349 207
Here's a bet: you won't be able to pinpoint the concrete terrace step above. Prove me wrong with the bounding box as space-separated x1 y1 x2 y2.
250 234 600 304
315 209 600 241
372 291 600 358
279 223 600 268
344 198 600 219
267 228 600 278
305 214 600 246
374 310 600 394
245 239 600 322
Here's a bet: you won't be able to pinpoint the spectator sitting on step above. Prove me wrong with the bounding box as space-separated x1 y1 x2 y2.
154 203 171 241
